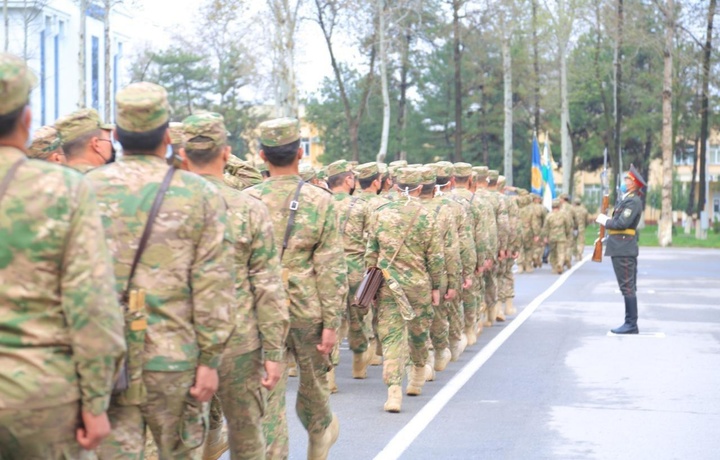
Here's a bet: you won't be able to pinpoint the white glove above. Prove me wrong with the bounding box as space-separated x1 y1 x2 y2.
595 214 610 226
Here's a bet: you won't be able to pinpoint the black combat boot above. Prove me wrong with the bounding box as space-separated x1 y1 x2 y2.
611 296 639 334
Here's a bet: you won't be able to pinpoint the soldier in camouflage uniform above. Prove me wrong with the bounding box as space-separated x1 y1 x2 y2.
517 189 540 273
531 194 548 267
365 167 444 413
89 82 238 460
559 193 577 270
572 197 589 261
495 176 521 317
326 159 358 392
55 108 115 173
299 162 317 182
247 118 346 460
181 113 290 460
28 125 66 163
483 170 510 323
0 52 125 459
385 160 408 201
378 162 394 196
542 199 572 274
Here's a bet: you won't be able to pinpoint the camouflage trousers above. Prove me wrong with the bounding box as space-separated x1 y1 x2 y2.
461 275 479 334
549 241 567 273
566 232 577 267
520 238 536 271
0 401 92 460
209 348 265 460
376 283 433 386
575 227 586 259
347 272 372 355
497 258 516 302
262 323 333 460
532 242 545 267
430 283 451 352
483 266 498 310
97 370 206 460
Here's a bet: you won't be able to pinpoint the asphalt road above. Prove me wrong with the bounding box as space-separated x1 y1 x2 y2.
227 247 720 460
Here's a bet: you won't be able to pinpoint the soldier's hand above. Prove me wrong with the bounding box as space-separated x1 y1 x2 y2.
445 289 457 301
76 410 111 450
262 360 284 391
463 277 473 289
512 251 520 260
431 289 440 306
190 365 219 402
533 236 540 242
317 328 337 356
484 259 493 271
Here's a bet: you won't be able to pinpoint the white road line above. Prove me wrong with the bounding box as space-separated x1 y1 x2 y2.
373 254 592 460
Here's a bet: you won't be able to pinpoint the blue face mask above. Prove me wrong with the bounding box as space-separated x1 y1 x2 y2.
620 182 628 194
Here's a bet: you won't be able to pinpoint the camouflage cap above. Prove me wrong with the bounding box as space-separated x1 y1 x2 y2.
378 163 388 176
326 159 353 178
396 167 422 186
55 108 113 144
182 112 227 150
389 160 408 168
299 163 317 181
168 122 184 145
473 166 489 179
116 82 170 133
498 175 506 187
517 188 529 196
488 170 500 182
573 197 582 205
453 162 472 177
316 168 327 180
559 192 570 201
355 162 379 180
28 125 61 159
419 167 436 185
408 163 423 168
259 117 300 147
0 53 37 116
348 160 359 168
552 198 561 208
434 161 454 178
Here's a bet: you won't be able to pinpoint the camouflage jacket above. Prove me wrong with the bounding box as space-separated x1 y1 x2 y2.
420 196 460 290
451 188 489 268
246 175 348 330
520 201 542 241
87 155 236 371
68 162 96 174
572 204 589 231
504 194 521 252
0 147 125 415
561 204 577 231
543 210 572 242
365 197 444 291
204 175 289 363
472 195 498 263
333 192 369 286
437 191 477 279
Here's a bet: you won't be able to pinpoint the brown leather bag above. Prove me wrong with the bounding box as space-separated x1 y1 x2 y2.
353 267 384 314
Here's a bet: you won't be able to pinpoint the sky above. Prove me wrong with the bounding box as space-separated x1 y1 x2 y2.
132 0 336 98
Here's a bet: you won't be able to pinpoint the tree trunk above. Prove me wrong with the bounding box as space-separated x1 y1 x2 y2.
687 136 698 216
697 0 716 220
480 82 489 166
269 0 299 118
23 0 28 60
104 0 111 121
377 0 390 163
658 0 674 247
594 0 613 149
502 32 513 185
3 0 9 52
452 0 463 162
612 0 623 202
78 0 87 108
396 31 410 162
532 0 540 133
559 41 570 193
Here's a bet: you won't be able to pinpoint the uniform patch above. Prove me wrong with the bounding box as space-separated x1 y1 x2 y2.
622 208 632 218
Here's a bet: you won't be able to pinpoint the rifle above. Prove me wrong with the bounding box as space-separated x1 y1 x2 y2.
592 148 609 263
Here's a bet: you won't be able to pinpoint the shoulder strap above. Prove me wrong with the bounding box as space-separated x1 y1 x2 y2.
434 204 442 218
470 193 476 203
0 158 26 207
123 166 176 302
281 180 305 260
341 196 360 236
388 204 423 267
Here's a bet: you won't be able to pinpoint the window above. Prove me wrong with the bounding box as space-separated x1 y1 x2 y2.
40 26 46 125
91 36 99 110
710 146 720 165
714 199 719 214
113 42 122 121
301 137 311 158
54 25 60 120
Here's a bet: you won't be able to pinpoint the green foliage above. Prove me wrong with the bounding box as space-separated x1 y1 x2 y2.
647 170 688 212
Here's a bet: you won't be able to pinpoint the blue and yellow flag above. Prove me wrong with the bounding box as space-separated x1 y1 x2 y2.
531 134 543 195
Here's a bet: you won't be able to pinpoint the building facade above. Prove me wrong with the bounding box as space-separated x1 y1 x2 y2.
2 0 133 131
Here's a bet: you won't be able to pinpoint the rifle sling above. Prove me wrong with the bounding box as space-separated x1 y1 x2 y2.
387 204 423 267
123 166 176 303
281 180 305 260
341 196 360 236
0 158 26 207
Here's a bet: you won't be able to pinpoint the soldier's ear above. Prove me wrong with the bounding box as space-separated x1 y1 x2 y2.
297 147 303 160
259 150 267 162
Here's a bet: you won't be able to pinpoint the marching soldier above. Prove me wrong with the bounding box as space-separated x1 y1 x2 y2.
559 193 577 270
496 176 521 317
89 82 238 459
180 113 290 459
247 118 347 460
572 197 589 261
365 167 444 413
530 194 548 268
28 125 66 163
55 108 116 173
595 166 646 334
224 155 264 190
542 199 572 274
0 52 125 459
484 170 510 324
